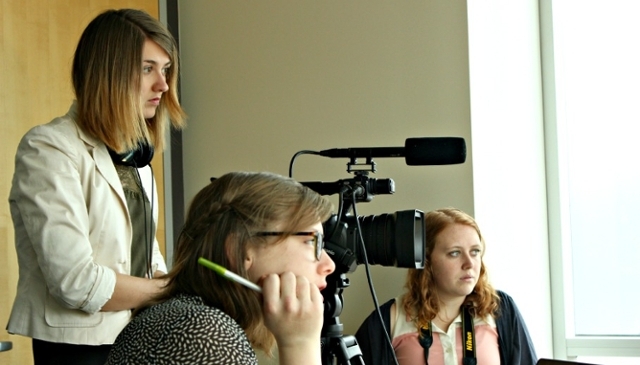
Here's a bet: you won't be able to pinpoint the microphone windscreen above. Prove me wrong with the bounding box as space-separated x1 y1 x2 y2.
404 137 466 165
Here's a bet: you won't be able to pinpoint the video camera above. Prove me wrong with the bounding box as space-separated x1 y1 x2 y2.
207 137 466 364
294 136 466 274
313 182 426 274
290 136 467 365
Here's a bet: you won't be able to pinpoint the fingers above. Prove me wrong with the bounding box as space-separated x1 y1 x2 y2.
262 272 320 315
261 272 324 348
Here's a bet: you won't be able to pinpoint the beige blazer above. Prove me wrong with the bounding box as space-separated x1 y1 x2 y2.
6 104 167 345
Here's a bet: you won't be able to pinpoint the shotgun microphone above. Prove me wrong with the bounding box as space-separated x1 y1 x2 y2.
318 137 466 165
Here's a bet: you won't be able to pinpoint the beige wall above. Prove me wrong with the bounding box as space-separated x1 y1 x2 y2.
1 1 162 363
177 0 474 343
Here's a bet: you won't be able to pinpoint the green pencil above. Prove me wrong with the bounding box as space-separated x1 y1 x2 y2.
198 257 262 293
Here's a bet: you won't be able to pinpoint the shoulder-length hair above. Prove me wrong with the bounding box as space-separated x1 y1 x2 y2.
151 171 333 353
72 8 186 153
402 208 500 327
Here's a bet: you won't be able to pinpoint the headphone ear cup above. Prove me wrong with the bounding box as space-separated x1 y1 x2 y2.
108 142 154 168
130 143 154 167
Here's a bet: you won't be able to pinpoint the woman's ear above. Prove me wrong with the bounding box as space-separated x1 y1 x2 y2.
244 245 256 271
224 234 253 271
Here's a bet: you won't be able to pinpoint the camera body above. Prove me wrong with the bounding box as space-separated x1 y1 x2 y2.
302 172 426 274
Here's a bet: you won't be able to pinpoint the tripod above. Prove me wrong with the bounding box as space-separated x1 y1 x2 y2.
321 271 365 365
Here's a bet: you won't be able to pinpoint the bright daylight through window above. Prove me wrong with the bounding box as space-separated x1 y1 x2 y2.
544 0 640 363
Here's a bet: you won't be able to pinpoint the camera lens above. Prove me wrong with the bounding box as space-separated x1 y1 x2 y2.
356 210 425 269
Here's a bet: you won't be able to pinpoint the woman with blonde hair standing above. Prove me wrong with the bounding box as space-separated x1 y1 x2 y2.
7 8 186 365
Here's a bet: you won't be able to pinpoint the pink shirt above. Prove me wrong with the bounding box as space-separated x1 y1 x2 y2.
391 296 501 365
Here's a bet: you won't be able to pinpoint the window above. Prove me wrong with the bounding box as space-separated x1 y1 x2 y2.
542 0 640 362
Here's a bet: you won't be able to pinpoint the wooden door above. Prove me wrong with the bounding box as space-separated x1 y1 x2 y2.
0 1 163 363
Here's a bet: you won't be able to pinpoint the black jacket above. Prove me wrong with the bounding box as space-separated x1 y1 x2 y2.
354 290 537 365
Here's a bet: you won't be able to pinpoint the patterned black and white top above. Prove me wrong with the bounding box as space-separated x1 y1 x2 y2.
105 294 259 364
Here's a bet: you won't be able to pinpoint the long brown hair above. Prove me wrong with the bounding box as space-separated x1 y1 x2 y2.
402 208 499 328
152 172 333 353
72 9 186 153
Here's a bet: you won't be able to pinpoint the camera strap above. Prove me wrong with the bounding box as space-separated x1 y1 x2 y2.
418 305 476 365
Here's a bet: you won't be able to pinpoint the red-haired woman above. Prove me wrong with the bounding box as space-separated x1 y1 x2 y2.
356 208 537 365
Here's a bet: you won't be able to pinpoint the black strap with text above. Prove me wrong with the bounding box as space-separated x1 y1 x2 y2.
418 305 476 365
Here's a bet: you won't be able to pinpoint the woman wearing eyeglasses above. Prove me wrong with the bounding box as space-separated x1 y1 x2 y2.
105 171 336 365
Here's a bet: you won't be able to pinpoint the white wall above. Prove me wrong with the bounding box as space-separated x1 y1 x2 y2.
177 0 552 359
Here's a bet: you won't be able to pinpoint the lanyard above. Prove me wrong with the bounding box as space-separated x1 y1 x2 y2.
418 305 477 365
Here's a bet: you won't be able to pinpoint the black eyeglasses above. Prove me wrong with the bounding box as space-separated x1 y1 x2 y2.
255 231 324 261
